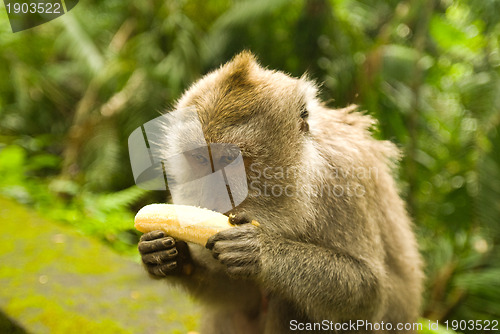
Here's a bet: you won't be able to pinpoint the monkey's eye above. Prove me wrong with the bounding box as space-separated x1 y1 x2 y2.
191 153 209 165
299 106 309 132
300 106 309 119
220 154 238 166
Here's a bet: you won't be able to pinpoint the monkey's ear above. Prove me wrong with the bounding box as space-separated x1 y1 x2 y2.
299 106 309 132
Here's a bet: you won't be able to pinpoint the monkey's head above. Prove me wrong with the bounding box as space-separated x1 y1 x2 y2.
175 51 318 165
165 52 320 229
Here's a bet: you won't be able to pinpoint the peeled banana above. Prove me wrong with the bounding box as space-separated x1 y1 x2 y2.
134 204 234 246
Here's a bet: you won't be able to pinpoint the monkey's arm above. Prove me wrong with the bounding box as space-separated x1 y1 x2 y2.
262 237 383 322
207 225 384 322
138 231 260 307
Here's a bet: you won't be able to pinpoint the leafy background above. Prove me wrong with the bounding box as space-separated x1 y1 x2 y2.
0 0 499 332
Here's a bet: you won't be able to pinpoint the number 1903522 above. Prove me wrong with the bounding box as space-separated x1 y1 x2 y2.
5 2 61 14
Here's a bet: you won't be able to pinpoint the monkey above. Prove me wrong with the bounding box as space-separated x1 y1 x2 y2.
137 51 424 334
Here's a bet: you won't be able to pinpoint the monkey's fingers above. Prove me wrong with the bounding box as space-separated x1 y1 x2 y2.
147 261 178 277
141 248 178 264
210 239 259 257
206 225 256 250
229 213 260 227
140 230 165 241
229 213 251 225
138 236 175 254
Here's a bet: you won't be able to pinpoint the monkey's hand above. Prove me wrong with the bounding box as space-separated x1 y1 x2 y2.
138 231 194 277
205 215 262 279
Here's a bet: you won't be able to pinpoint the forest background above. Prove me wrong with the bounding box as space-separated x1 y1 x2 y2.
0 0 499 333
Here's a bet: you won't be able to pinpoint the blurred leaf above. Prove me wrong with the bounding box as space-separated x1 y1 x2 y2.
58 15 104 76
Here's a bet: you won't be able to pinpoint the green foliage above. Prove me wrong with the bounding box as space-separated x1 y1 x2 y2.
0 0 499 331
0 144 148 255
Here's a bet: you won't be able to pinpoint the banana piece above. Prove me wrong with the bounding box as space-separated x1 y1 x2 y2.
134 204 234 246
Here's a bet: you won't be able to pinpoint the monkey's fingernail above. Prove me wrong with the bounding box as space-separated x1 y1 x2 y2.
230 214 250 225
163 238 174 247
205 236 216 249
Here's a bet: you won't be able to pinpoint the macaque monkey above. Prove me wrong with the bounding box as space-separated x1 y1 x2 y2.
138 51 424 334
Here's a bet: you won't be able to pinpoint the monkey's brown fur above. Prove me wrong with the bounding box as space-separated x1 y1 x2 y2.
138 51 424 334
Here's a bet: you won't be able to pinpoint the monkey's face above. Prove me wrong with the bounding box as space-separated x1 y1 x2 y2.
168 52 318 222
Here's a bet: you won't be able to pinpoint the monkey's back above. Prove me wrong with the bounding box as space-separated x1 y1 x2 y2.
309 105 424 329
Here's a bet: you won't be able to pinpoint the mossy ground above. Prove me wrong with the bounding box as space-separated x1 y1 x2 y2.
0 197 200 333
